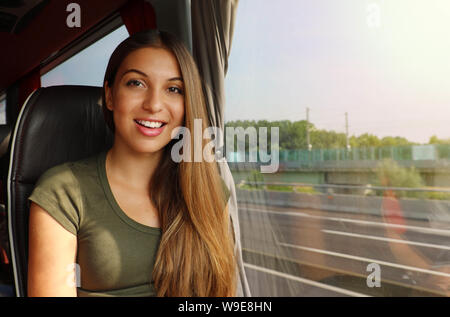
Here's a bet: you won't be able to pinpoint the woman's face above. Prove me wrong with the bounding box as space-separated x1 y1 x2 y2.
105 47 185 156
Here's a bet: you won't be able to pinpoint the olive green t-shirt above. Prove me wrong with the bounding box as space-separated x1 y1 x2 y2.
29 151 230 297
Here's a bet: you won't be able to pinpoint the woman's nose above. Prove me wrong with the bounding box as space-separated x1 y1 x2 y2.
142 89 163 112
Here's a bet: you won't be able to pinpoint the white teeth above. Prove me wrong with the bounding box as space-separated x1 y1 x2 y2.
137 120 163 128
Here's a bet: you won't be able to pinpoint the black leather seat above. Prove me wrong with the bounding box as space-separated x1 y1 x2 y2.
7 85 113 297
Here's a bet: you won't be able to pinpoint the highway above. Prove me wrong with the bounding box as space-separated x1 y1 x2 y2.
239 202 450 297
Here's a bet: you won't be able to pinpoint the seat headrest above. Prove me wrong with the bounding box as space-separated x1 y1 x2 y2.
10 85 114 185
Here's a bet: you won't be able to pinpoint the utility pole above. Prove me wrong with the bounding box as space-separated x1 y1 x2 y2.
345 112 350 151
306 107 311 151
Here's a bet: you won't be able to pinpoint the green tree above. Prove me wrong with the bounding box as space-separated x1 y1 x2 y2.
311 129 346 149
429 135 450 144
380 136 414 147
375 159 424 198
225 120 419 152
350 133 381 148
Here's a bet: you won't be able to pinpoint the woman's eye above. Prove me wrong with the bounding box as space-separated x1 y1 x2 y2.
126 79 144 87
168 87 183 94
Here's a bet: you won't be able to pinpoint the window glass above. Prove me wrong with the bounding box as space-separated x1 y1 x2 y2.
41 25 129 87
0 96 6 125
225 0 450 297
0 95 11 296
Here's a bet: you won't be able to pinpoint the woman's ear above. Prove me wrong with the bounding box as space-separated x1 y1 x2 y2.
104 81 114 111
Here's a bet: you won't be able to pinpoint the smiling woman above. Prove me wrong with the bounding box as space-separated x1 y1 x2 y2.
27 29 237 297
104 46 185 155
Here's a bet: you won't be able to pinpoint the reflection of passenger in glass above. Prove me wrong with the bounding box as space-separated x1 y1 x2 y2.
380 172 450 296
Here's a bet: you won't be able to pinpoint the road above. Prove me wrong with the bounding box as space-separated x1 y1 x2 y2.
238 202 450 297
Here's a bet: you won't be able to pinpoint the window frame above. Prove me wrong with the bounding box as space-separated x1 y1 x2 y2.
40 11 124 78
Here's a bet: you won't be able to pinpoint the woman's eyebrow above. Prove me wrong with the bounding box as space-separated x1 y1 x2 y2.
121 69 183 82
168 77 183 82
121 69 148 78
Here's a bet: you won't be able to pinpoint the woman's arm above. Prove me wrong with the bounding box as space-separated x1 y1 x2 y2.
27 202 77 297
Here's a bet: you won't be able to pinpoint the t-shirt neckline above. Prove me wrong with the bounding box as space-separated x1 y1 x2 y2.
97 151 162 235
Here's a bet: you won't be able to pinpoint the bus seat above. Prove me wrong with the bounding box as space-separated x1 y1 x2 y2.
6 85 113 297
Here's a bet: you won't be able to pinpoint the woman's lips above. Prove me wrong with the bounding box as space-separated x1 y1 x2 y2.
134 120 166 137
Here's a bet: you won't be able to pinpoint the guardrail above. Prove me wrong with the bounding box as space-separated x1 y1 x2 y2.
239 181 450 193
236 181 450 222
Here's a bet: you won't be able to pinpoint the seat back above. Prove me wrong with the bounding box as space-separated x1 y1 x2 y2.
7 85 113 296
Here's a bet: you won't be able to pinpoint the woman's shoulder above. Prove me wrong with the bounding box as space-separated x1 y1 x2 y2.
35 152 102 191
29 153 104 234
36 162 76 187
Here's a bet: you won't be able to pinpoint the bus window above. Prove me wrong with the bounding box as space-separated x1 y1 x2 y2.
225 0 450 297
41 25 129 87
0 95 6 125
0 90 11 295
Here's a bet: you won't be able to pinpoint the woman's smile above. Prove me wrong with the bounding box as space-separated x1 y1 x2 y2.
134 119 166 137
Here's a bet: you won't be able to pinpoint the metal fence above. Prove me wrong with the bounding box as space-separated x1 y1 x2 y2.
227 144 450 164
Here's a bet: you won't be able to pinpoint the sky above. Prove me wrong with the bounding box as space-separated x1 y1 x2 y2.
41 0 450 144
224 0 450 143
41 26 130 88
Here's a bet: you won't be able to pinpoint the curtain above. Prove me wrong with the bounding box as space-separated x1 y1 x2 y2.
120 0 157 35
18 67 41 110
191 0 238 131
191 0 252 297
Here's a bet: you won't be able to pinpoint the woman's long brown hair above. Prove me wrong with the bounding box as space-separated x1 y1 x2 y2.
102 30 236 296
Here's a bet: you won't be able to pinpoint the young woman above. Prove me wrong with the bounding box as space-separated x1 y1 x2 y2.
27 29 236 297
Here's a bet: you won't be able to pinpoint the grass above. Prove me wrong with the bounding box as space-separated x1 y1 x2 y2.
239 183 264 191
424 191 450 201
294 186 319 194
266 185 294 192
239 183 320 194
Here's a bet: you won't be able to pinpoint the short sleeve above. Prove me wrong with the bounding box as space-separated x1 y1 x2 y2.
28 163 82 235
